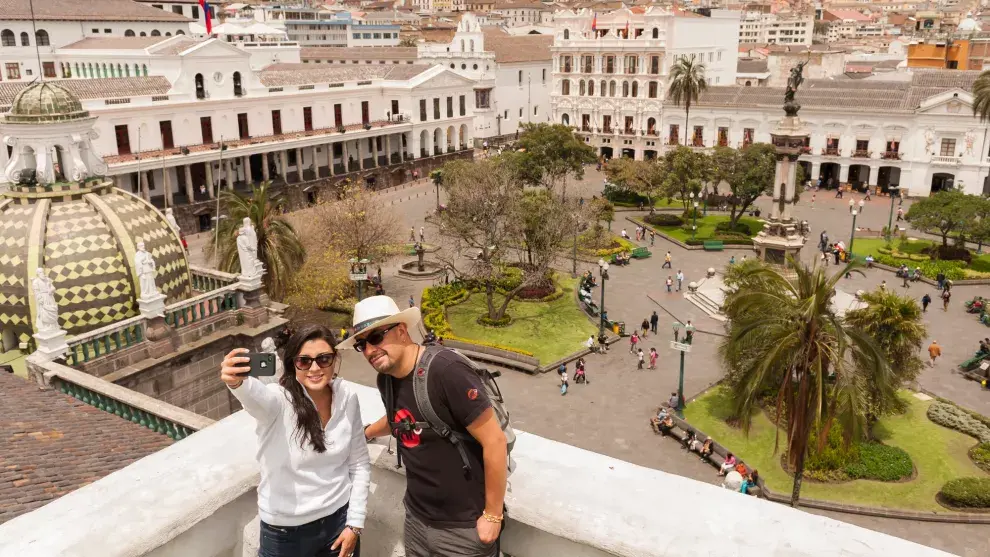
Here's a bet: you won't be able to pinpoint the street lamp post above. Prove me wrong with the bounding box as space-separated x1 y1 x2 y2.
849 208 859 260
885 185 900 242
702 190 708 217
690 192 698 241
671 321 691 417
597 259 609 338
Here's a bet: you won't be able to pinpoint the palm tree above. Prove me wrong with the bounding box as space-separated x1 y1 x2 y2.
667 57 708 147
207 182 306 301
974 71 990 122
719 258 890 507
843 290 927 432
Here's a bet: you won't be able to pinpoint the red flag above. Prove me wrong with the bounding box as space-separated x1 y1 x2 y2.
591 13 597 32
624 20 629 38
199 0 213 35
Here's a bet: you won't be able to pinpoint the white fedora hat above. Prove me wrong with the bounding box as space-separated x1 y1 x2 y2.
336 295 421 350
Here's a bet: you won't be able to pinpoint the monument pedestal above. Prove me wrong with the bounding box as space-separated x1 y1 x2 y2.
755 113 808 266
239 273 263 291
33 328 69 362
138 292 167 319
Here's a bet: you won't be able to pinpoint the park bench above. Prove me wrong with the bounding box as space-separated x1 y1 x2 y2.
702 240 724 251
609 253 631 266
631 247 652 259
648 410 763 497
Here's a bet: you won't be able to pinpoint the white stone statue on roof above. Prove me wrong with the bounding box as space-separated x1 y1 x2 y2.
236 217 263 279
134 241 160 300
165 208 181 237
32 268 61 333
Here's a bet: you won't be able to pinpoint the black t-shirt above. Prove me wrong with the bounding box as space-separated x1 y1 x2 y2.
377 349 491 528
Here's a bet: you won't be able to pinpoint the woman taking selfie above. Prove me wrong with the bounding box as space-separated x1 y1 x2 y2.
221 324 370 557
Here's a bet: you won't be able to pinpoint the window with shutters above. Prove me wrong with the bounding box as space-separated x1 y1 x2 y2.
159 121 174 149
303 107 313 132
115 125 131 155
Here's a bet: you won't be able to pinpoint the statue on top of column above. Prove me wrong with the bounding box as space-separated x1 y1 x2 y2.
783 60 808 116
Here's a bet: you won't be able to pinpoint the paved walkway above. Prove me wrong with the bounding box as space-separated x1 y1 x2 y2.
202 169 989 555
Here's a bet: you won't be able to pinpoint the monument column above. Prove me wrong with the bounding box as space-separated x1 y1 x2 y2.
183 165 194 202
279 150 288 182
296 148 304 182
243 155 252 185
262 152 270 182
205 162 215 198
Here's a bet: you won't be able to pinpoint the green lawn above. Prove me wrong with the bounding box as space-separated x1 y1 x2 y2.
445 277 596 363
684 386 987 512
853 238 990 276
644 215 763 243
612 198 685 208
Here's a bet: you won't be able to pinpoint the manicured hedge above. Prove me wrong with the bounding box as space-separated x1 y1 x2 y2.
927 400 990 443
970 442 990 473
714 220 754 234
939 477 990 508
873 254 966 281
845 443 913 481
644 213 684 227
685 238 754 246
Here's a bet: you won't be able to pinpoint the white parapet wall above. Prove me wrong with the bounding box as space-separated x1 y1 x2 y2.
0 382 956 557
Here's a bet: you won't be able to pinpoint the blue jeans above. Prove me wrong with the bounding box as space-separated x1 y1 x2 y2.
260 504 359 557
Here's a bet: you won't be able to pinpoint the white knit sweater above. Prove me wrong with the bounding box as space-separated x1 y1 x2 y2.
230 377 371 528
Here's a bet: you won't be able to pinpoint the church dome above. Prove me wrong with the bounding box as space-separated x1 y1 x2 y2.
6 81 90 124
0 181 191 350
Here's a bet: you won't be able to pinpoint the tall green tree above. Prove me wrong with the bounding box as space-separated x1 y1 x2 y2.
905 189 975 247
707 145 739 196
844 290 927 433
719 259 890 507
667 57 708 147
604 157 666 206
972 70 990 122
727 143 776 227
660 146 706 208
510 123 597 199
209 182 306 301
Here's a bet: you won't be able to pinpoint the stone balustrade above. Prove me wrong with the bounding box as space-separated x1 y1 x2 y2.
65 317 147 367
164 284 240 330
32 357 215 441
190 266 239 292
0 382 955 557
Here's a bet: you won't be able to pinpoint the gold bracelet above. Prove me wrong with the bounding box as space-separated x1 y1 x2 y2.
482 511 503 523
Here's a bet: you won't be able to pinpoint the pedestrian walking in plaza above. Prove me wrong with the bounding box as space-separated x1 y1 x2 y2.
676 270 684 292
666 276 673 292
879 280 887 292
928 340 942 367
641 318 650 338
409 226 416 242
942 288 951 311
560 367 569 395
419 227 425 243
864 188 872 201
729 255 736 265
408 295 415 308
650 311 659 335
902 272 910 289
649 347 658 370
637 349 645 370
685 320 695 344
922 293 932 312
629 331 640 353
621 228 629 240
650 230 655 246
936 271 946 291
849 198 855 213
896 207 904 222
662 251 672 269
811 193 816 208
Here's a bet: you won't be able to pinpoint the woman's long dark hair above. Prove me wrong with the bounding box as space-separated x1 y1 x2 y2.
279 323 338 453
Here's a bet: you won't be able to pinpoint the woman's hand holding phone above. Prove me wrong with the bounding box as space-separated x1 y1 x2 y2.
220 348 251 389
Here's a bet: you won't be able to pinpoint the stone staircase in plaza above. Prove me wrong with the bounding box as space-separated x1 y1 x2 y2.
684 274 728 322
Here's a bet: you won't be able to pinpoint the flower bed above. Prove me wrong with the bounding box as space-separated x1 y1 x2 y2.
577 231 637 257
970 442 990 473
927 400 990 443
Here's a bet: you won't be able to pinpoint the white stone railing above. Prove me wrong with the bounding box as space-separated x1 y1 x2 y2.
190 266 240 293
931 155 961 165
0 383 956 557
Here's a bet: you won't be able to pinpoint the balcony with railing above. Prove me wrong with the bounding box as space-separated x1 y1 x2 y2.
852 149 872 159
932 154 961 165
0 380 951 557
822 146 840 157
881 151 901 160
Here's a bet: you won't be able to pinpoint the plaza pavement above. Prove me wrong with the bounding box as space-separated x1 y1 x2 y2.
190 169 989 556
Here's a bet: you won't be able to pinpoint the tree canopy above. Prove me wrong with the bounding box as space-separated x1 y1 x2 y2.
510 123 597 199
667 57 707 146
604 157 666 205
905 189 976 247
727 143 777 226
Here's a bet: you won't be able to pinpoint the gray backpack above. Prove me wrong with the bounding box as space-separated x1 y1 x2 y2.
385 344 516 476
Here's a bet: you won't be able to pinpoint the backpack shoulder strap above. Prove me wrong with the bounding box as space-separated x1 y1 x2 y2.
413 344 475 475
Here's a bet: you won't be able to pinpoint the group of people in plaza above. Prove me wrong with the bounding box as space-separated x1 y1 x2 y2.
221 295 510 557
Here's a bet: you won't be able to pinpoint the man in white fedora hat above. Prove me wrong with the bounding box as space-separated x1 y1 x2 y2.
341 296 507 557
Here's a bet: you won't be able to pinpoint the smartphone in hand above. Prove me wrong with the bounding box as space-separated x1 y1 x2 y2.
243 353 277 377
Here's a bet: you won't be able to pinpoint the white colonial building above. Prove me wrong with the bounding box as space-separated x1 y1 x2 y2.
0 35 477 232
0 0 191 82
550 8 739 159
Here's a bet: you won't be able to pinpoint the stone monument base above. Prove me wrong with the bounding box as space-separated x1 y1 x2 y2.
753 226 805 267
33 328 69 362
138 292 167 319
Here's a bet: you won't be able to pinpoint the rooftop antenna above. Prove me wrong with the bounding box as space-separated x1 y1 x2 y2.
28 0 44 81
